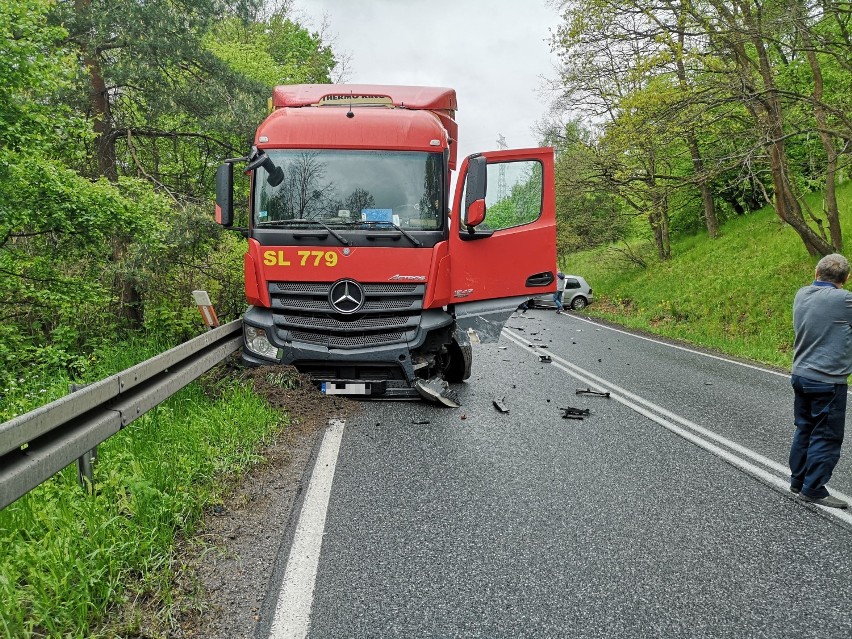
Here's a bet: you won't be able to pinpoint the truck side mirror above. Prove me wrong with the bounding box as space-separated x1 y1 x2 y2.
215 163 234 227
463 155 487 231
246 151 285 187
466 200 485 228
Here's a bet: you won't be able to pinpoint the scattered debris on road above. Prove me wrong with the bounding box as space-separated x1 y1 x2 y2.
576 388 610 398
411 419 431 425
560 406 591 420
539 354 552 363
492 397 510 413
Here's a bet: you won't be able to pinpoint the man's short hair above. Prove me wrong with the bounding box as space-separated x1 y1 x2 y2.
815 253 851 284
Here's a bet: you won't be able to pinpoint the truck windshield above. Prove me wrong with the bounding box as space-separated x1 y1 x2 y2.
253 150 444 231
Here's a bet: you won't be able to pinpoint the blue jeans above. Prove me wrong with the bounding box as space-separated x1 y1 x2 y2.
553 291 564 312
789 375 847 498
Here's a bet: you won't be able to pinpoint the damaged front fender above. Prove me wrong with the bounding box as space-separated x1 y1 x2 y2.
453 295 530 344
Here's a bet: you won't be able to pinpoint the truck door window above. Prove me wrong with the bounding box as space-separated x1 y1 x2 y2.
462 159 543 232
253 150 444 231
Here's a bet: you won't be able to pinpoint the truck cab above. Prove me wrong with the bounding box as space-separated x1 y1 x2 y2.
215 84 556 403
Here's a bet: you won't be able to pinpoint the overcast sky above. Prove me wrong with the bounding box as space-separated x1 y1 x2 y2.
295 0 562 165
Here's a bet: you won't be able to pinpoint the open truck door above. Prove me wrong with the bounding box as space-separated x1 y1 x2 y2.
448 147 556 343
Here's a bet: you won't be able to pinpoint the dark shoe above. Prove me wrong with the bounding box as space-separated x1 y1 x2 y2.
790 485 801 494
797 493 848 509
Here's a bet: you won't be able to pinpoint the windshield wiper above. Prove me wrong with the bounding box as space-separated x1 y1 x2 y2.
256 219 349 246
353 220 422 247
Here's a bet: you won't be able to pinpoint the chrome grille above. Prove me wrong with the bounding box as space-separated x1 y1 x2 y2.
289 330 408 348
363 284 419 294
268 281 425 349
273 282 329 294
276 315 414 331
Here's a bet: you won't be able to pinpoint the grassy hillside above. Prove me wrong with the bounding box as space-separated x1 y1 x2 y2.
562 182 852 369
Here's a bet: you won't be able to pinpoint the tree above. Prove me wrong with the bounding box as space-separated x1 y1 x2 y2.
682 0 837 255
52 0 264 181
345 188 375 216
1 0 341 378
551 2 681 258
205 10 336 88
537 117 629 253
0 0 173 374
553 0 852 257
43 1 339 327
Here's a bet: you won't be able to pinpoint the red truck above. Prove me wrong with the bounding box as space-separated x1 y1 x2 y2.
215 84 556 405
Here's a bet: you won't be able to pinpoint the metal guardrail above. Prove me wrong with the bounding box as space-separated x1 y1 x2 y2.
0 320 243 510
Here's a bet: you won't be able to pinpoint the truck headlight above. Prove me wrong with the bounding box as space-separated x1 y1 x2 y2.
244 325 278 359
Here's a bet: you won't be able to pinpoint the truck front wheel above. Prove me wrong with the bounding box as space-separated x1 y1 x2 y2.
443 339 472 382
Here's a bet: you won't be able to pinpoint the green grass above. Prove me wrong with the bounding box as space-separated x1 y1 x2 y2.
0 338 173 424
563 182 852 369
0 342 285 637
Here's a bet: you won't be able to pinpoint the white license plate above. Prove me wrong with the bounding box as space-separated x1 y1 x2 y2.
321 382 368 395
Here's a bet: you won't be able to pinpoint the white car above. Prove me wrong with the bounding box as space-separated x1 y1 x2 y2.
527 275 593 311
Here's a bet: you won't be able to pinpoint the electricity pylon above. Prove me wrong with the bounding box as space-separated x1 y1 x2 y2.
496 134 508 200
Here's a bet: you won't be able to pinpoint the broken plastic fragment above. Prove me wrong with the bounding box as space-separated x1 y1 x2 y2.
560 405 591 418
414 377 460 408
575 388 610 398
493 397 510 413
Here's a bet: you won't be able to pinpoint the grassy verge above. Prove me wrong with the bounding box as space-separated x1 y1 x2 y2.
563 182 852 369
0 343 286 637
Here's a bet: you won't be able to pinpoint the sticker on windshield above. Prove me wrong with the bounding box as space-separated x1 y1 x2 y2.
362 208 393 223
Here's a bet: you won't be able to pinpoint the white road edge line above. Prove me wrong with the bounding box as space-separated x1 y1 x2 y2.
564 313 790 378
503 330 852 526
269 418 346 639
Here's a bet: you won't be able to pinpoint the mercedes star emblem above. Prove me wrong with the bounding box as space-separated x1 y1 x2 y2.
328 279 365 314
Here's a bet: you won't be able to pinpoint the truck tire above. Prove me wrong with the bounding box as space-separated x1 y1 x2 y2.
443 339 472 382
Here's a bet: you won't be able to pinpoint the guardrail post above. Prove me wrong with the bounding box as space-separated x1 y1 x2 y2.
192 290 220 330
69 383 97 494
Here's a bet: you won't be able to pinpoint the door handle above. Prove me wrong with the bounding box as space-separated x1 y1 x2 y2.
526 271 555 287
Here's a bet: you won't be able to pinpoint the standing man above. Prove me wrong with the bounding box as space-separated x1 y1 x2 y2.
554 271 566 315
789 253 852 509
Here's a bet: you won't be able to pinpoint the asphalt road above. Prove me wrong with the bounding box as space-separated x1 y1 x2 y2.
259 309 852 639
